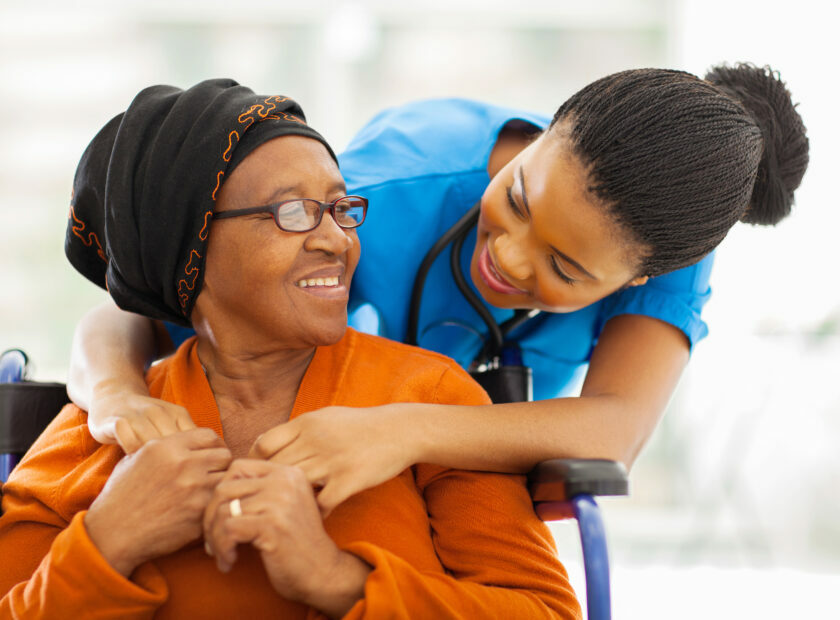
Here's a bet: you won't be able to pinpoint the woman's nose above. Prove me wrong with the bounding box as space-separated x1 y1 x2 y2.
304 212 354 255
493 233 532 282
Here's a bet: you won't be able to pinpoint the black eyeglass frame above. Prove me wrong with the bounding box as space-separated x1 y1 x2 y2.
211 195 368 233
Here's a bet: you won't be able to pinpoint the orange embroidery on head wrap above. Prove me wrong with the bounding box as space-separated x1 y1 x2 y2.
69 205 107 262
236 96 294 129
199 211 212 241
280 112 304 125
177 249 202 309
211 171 225 201
237 105 259 129
223 130 240 162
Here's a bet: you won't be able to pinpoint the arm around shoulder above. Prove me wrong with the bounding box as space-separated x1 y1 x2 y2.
67 299 194 451
414 313 689 473
68 299 162 410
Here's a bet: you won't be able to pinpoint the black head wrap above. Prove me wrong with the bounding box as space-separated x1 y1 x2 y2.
66 78 336 326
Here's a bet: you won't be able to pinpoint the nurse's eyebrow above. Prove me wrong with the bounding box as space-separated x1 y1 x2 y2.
550 245 597 281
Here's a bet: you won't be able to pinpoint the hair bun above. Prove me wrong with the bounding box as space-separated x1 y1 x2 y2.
705 63 809 225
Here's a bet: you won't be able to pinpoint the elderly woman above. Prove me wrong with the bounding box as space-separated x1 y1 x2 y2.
0 80 580 618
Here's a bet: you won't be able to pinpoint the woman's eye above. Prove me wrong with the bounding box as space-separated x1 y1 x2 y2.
506 186 526 219
549 256 575 285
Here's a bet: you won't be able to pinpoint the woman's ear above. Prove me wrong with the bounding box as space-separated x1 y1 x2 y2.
627 275 649 287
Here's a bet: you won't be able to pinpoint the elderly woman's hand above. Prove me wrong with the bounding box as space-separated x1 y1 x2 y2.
249 404 422 516
203 459 371 619
84 428 231 576
88 379 197 453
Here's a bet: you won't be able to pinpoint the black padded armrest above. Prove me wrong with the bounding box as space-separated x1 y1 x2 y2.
0 382 69 453
528 458 629 502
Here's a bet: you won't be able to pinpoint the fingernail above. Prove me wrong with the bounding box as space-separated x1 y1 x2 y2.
204 541 213 556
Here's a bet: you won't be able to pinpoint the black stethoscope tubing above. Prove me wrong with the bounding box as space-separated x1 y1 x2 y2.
406 202 539 362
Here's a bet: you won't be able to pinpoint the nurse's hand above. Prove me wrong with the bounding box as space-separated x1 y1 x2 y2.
87 380 197 453
249 404 420 516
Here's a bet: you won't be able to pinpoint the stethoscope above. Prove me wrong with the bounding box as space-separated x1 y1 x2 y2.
405 203 540 403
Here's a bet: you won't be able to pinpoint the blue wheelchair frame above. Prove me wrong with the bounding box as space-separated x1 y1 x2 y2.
0 348 627 620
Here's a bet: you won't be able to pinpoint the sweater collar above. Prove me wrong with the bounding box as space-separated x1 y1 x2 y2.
149 329 358 439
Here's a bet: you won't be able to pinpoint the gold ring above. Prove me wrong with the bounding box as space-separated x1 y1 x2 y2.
229 498 243 518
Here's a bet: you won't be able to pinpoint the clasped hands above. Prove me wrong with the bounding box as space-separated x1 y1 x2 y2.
88 394 418 516
83 428 370 616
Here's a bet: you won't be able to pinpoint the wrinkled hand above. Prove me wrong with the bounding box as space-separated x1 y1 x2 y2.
249 405 419 515
85 428 232 576
203 459 370 617
88 383 197 453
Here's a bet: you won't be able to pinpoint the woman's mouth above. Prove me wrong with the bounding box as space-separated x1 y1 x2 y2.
294 273 348 299
296 276 340 288
477 244 527 296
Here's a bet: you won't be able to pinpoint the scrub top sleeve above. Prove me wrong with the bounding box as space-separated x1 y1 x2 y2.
598 252 715 351
163 322 196 349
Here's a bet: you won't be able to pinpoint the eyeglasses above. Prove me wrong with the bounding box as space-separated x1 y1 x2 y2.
212 195 368 233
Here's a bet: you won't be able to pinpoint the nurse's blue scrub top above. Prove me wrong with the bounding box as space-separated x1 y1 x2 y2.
166 99 713 401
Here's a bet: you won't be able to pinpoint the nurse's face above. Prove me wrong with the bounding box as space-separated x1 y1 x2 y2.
471 124 649 313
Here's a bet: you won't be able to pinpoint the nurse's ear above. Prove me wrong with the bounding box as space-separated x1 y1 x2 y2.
627 275 649 287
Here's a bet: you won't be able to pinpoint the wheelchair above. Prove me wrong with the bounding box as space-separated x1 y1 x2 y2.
0 347 628 620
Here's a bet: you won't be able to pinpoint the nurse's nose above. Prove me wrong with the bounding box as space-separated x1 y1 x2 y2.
493 233 533 282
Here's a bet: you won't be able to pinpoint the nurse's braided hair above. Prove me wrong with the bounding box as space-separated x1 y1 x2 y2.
550 63 809 277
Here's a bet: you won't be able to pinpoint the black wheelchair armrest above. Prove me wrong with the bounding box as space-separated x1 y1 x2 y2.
528 458 629 503
0 382 69 453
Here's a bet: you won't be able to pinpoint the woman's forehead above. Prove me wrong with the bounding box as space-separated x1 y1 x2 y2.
222 137 344 205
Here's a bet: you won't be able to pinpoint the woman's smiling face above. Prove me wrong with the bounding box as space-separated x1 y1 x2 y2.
471 124 649 313
195 135 360 350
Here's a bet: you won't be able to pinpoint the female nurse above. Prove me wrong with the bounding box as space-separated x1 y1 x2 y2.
66 63 809 514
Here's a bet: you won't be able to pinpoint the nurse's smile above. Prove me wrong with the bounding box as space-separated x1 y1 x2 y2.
477 244 527 295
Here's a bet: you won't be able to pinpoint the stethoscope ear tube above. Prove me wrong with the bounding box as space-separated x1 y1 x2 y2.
405 201 538 402
449 208 504 354
406 203 483 346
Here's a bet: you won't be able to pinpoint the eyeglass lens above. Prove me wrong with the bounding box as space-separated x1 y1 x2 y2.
275 197 366 231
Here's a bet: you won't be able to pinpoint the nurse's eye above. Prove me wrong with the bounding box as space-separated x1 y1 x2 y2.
506 186 527 220
549 255 576 285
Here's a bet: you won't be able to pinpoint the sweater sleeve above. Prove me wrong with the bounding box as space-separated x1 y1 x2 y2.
0 406 168 618
337 366 582 619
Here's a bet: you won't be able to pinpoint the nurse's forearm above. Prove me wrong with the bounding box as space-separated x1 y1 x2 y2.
67 300 161 410
414 395 647 473
415 314 690 472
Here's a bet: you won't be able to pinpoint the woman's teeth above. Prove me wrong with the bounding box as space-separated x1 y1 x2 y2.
296 276 340 288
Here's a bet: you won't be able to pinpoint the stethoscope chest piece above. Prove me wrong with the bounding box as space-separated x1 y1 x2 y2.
469 343 533 404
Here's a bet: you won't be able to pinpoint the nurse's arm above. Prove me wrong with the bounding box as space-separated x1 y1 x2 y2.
418 313 689 471
67 299 194 451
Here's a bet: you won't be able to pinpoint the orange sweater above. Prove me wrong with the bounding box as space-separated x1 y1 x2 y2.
0 328 581 619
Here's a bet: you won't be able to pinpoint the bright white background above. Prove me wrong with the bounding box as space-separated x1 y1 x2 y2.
1 1 837 617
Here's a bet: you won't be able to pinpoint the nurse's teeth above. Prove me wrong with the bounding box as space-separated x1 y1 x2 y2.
297 276 339 288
